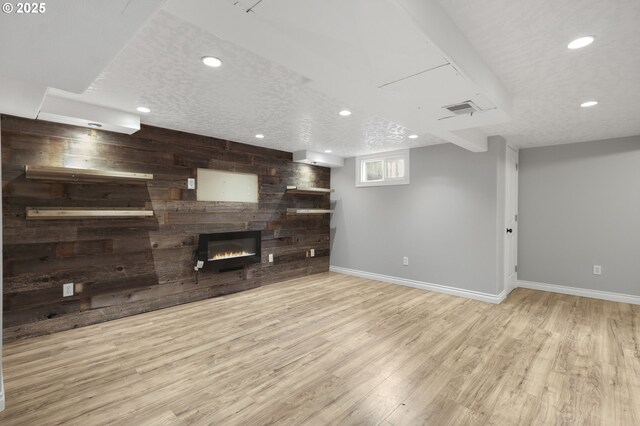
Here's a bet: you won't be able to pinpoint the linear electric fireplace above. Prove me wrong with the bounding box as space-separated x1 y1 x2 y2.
197 231 262 271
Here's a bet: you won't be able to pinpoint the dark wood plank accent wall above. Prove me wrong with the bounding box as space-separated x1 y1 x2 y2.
1 115 331 342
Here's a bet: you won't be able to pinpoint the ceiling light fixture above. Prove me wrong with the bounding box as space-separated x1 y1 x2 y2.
87 122 102 128
255 134 265 139
408 134 418 139
339 110 352 116
568 36 595 50
136 106 151 113
201 56 223 67
580 100 598 108
324 149 332 153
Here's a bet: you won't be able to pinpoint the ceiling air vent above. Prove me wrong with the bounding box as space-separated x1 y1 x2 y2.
443 100 481 116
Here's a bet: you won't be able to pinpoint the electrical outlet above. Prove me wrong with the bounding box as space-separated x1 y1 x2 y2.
268 253 274 263
310 249 315 257
403 256 409 266
63 283 74 297
593 265 602 275
187 178 196 189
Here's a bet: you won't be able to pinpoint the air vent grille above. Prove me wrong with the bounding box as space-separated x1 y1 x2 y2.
444 101 479 116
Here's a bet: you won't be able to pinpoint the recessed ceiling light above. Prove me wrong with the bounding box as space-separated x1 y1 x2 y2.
339 110 352 116
324 149 332 153
87 122 102 128
568 36 595 50
255 134 265 139
408 134 418 139
580 100 599 108
136 106 151 113
201 56 223 67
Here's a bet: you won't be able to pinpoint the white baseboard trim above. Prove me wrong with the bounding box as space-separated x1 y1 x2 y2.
330 266 506 304
517 280 640 305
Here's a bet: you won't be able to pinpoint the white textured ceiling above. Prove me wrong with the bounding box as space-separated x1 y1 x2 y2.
164 0 513 152
439 0 640 148
0 0 165 117
51 10 446 157
4 0 636 153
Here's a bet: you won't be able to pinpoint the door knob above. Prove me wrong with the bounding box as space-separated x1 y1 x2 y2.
506 228 513 234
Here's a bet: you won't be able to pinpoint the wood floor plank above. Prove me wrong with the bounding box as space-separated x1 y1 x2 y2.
1 271 639 425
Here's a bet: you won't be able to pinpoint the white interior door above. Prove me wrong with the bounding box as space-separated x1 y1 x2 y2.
504 146 518 294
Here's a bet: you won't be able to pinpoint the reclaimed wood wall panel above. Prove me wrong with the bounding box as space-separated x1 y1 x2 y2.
2 115 331 341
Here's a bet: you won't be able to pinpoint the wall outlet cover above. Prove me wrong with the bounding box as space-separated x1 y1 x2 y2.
63 283 74 297
403 256 409 266
187 178 196 189
268 253 274 263
310 249 315 257
593 265 602 275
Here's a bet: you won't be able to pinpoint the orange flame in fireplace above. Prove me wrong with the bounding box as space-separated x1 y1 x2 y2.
210 250 255 261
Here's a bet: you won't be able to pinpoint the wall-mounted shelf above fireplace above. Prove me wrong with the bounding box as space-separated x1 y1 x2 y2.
286 185 334 195
25 165 153 183
286 208 334 215
26 207 154 220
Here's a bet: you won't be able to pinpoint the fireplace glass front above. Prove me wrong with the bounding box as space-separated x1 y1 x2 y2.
197 231 262 271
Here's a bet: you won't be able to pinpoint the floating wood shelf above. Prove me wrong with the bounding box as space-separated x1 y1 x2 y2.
26 207 154 220
286 208 334 215
286 186 334 195
25 165 153 183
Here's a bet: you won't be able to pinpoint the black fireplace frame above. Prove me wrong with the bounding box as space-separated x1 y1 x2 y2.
197 231 262 271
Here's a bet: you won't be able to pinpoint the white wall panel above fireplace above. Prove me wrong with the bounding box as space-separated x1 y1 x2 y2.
196 169 258 203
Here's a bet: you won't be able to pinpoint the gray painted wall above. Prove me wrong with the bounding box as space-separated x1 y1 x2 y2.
518 135 640 296
331 138 506 296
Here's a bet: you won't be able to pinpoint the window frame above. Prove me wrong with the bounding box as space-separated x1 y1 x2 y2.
361 158 385 183
355 149 410 187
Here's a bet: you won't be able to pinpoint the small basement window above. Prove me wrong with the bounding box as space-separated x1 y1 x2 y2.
356 149 410 187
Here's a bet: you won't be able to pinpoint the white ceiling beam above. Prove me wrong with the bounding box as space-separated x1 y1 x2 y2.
447 128 489 153
393 0 513 118
37 96 140 134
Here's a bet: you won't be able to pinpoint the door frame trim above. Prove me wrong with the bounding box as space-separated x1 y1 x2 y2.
504 145 519 295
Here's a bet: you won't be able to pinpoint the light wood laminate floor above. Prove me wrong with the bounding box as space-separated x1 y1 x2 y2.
1 272 639 425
